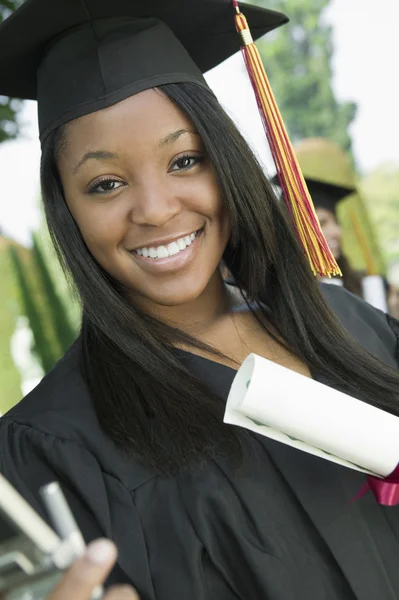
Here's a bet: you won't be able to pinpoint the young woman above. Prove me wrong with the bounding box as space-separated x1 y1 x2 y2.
1 1 399 599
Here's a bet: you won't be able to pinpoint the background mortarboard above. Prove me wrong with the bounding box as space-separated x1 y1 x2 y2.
298 178 355 215
272 174 355 215
291 138 386 276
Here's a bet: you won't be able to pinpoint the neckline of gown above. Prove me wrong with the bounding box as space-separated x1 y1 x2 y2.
174 346 321 386
173 279 324 384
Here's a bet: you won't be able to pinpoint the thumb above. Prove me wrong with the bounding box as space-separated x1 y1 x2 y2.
48 538 117 600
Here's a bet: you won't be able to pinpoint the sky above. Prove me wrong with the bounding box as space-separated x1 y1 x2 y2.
0 0 398 247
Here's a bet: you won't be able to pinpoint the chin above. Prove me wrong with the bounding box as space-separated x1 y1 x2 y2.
131 277 209 308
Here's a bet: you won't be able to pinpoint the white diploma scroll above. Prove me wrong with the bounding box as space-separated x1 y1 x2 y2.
224 354 399 477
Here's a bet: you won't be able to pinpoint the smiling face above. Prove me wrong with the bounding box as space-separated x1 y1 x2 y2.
315 207 342 259
57 88 230 309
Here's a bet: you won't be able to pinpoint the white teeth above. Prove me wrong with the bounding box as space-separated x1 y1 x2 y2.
156 245 169 259
177 238 186 251
135 230 199 259
167 242 180 256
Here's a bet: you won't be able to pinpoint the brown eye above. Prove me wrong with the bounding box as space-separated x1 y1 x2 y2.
88 178 124 195
175 156 194 169
170 154 205 172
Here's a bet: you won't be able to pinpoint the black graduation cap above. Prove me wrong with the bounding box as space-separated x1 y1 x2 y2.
272 175 355 215
0 0 287 141
304 178 355 214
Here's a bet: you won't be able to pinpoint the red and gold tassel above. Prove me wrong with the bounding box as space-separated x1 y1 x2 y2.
231 0 341 277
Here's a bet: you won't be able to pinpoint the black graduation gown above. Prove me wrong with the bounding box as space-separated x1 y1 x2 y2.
1 284 399 600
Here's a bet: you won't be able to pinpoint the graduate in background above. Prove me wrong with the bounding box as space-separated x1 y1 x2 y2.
272 174 363 295
311 177 399 317
282 136 399 317
1 2 399 599
303 179 362 293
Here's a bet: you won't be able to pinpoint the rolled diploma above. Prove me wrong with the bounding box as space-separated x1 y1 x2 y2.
224 354 399 477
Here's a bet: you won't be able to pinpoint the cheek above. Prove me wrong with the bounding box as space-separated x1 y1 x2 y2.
66 197 127 258
188 173 227 224
199 190 230 244
322 222 334 236
327 224 340 239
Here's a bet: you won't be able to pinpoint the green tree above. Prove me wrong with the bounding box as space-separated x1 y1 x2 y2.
35 220 81 329
32 233 76 353
8 245 57 372
0 1 23 143
253 0 357 153
0 236 27 412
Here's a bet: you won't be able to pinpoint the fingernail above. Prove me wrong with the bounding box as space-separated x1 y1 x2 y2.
86 539 117 564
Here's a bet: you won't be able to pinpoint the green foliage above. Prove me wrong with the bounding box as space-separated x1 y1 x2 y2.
32 233 76 352
1 230 78 412
8 245 56 373
253 0 357 153
0 0 21 13
0 237 25 413
0 96 22 143
359 164 399 267
0 0 24 143
338 193 387 275
35 219 81 329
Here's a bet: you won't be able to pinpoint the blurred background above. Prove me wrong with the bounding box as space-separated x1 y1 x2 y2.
1 0 398 413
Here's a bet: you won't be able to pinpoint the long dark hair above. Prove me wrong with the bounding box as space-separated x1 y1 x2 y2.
40 82 399 473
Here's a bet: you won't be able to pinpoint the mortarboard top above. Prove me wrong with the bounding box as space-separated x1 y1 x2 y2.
0 0 287 141
273 175 355 215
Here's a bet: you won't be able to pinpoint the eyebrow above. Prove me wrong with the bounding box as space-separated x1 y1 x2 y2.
72 129 198 174
73 150 120 174
158 128 198 147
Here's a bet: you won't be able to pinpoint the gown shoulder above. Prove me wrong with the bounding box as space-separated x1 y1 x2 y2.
320 282 399 367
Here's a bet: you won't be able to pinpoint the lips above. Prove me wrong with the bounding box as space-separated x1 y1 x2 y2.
130 227 203 258
129 227 203 272
135 230 199 259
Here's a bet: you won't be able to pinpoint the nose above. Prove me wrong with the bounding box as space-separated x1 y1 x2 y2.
130 178 181 227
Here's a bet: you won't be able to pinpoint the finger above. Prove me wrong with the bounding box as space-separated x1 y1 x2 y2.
104 584 140 599
48 538 117 600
